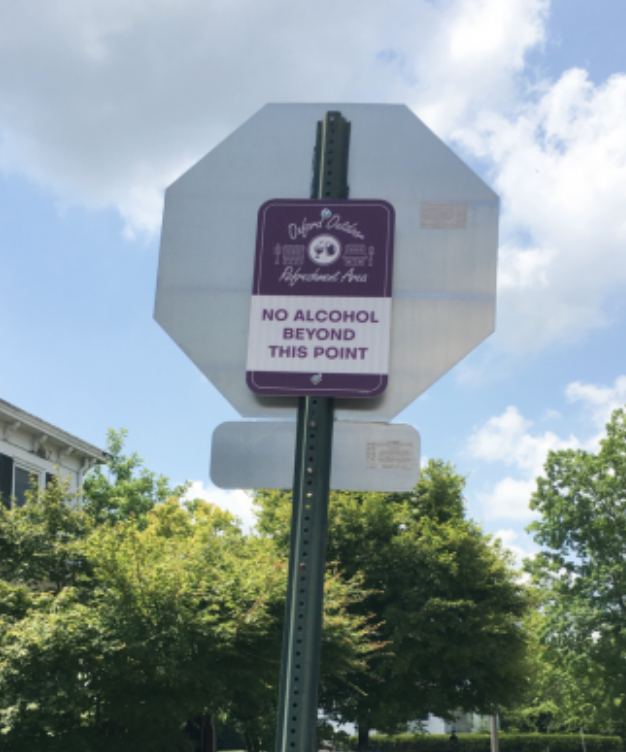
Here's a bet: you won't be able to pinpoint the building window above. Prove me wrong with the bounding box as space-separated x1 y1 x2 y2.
0 453 41 508
14 466 39 508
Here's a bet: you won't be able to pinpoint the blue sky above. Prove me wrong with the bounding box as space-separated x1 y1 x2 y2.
1 0 625 564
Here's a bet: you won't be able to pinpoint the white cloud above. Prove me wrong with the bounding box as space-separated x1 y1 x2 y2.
481 477 538 521
498 244 556 291
467 404 580 520
468 376 626 520
1 0 625 354
566 375 626 429
455 68 626 351
409 0 548 137
183 481 256 533
494 527 536 569
0 0 547 236
542 408 561 421
467 405 579 476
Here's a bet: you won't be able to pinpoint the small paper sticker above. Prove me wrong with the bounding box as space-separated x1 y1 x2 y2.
420 202 467 229
366 441 414 470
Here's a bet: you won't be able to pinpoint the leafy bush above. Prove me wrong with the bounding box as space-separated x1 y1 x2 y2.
344 734 623 752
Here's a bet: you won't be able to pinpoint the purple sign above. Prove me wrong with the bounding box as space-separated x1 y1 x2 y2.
246 199 395 398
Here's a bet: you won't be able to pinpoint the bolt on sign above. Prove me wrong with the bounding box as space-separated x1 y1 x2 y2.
246 199 395 398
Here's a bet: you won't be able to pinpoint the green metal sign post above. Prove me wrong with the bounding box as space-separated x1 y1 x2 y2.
275 111 351 752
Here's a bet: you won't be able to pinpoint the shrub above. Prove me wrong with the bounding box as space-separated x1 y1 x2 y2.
344 733 623 752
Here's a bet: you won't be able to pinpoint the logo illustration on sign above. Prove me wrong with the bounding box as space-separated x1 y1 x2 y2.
308 234 342 266
246 199 395 398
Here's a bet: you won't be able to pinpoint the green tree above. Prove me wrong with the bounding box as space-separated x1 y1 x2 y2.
526 406 626 733
83 428 188 524
499 601 571 733
255 460 530 746
0 485 276 750
0 433 374 751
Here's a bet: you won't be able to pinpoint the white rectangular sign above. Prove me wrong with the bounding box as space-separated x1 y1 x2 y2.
246 295 392 374
211 421 420 492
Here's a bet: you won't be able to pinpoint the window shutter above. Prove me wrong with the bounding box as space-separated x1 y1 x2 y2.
0 453 13 509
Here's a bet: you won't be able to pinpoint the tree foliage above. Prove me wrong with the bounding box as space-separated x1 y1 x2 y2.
0 431 373 751
526 406 626 733
0 432 533 748
82 428 188 524
499 597 574 734
255 460 530 739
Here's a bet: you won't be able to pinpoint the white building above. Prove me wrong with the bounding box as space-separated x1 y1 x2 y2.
0 398 108 508
411 711 493 734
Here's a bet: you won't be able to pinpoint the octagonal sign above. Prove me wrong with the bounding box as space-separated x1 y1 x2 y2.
155 104 498 421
